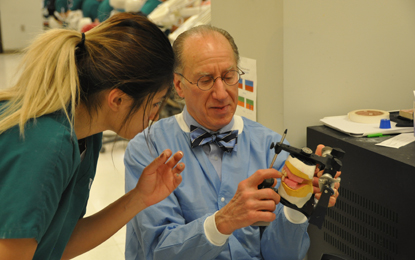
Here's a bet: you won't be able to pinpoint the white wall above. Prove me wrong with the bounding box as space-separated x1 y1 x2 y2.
0 0 44 51
211 0 284 137
284 0 415 147
212 0 415 148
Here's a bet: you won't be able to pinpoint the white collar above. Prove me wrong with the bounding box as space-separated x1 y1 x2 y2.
175 111 244 135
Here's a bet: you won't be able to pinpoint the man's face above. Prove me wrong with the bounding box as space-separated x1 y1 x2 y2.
174 32 238 132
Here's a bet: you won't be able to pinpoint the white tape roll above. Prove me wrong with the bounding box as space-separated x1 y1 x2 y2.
348 109 389 124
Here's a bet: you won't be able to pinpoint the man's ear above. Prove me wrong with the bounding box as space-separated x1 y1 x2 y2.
107 88 127 112
173 73 185 98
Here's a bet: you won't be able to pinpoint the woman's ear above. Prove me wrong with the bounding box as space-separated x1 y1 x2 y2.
107 88 127 112
173 73 185 98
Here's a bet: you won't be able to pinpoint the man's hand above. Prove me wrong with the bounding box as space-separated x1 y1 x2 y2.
135 149 185 208
312 144 341 207
215 169 282 235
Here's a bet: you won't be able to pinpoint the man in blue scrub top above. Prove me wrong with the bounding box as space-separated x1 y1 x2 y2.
124 25 340 260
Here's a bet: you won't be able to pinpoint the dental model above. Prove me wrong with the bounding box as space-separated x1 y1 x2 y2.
258 129 344 228
278 155 316 208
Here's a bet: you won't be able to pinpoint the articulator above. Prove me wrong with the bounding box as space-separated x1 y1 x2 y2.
258 130 345 229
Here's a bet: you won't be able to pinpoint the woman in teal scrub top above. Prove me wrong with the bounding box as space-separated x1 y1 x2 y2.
0 12 184 260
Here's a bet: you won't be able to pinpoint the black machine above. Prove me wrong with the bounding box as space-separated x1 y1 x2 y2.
258 129 345 229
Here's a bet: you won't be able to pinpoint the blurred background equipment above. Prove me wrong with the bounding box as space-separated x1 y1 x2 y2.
159 92 185 119
147 0 210 43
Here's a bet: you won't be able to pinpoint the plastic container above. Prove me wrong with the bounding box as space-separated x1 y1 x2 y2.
379 118 391 129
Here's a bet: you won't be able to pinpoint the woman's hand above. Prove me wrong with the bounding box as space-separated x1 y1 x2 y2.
135 149 185 208
62 150 185 259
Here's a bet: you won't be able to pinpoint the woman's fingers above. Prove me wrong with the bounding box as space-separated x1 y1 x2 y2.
143 149 173 174
143 149 184 175
165 151 184 169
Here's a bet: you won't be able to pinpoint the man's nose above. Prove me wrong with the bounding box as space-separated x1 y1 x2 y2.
211 77 228 100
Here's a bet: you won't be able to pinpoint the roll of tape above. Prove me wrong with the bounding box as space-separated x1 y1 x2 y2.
348 109 390 124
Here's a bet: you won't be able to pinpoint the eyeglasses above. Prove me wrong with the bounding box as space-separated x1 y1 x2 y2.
175 69 245 91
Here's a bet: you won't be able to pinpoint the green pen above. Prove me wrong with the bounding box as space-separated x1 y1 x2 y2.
367 133 389 138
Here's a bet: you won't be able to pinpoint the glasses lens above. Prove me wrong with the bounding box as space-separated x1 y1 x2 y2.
197 76 214 90
224 70 239 86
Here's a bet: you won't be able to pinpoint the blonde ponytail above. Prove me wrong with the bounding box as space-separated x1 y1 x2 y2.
0 28 82 136
0 12 175 139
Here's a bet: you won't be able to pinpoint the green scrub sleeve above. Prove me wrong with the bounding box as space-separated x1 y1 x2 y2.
0 120 76 242
55 0 70 13
71 0 85 11
97 0 113 22
82 0 100 21
141 0 163 16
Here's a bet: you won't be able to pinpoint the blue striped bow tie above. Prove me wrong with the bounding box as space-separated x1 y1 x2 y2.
190 125 238 152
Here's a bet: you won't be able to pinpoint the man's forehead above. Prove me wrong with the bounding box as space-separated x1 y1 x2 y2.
182 35 236 74
183 31 230 55
194 65 236 76
185 30 221 43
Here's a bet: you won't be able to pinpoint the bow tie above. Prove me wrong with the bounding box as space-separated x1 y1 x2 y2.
190 125 238 152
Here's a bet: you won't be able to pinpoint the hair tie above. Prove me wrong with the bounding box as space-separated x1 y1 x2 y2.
77 33 86 48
